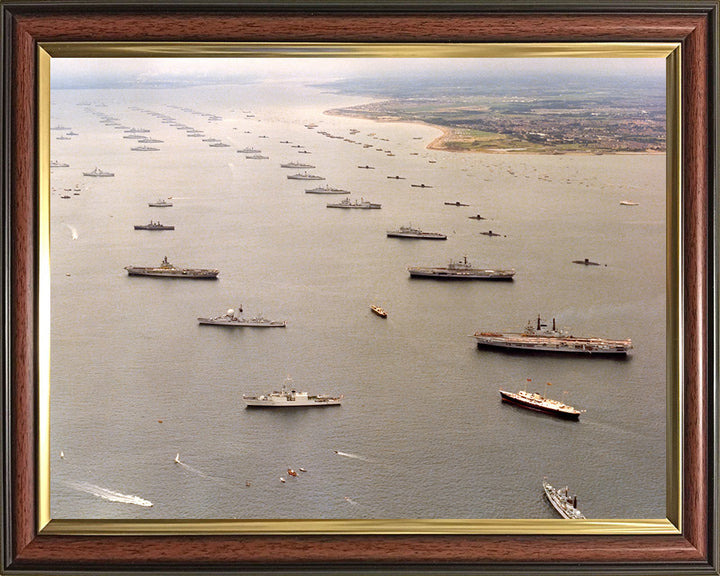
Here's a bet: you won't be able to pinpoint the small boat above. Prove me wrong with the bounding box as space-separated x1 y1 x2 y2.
305 185 350 195
133 221 174 231
82 167 114 177
148 199 173 207
543 479 586 519
326 198 381 209
243 379 342 408
370 305 387 318
387 175 405 179
445 201 469 206
480 230 504 237
288 171 325 180
411 183 433 188
619 200 639 206
468 214 487 220
387 225 446 240
358 165 374 169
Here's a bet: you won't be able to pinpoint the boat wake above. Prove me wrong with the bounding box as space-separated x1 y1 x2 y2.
334 450 370 462
66 224 78 240
174 454 224 482
66 481 153 507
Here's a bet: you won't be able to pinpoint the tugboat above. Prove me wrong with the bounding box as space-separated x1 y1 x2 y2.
133 221 174 230
243 379 342 407
124 256 218 279
326 198 381 209
473 316 633 354
82 167 114 177
197 308 286 327
408 256 514 280
387 225 446 240
499 381 583 419
288 171 325 180
543 479 586 519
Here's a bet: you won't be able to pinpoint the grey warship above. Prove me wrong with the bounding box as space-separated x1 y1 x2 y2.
125 256 218 279
408 256 514 280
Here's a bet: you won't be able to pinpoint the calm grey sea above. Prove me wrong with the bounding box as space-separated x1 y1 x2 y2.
49 82 666 520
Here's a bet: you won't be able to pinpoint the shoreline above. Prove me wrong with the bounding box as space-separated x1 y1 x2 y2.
324 108 666 157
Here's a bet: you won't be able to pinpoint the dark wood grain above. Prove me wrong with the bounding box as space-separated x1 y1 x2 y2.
3 2 716 573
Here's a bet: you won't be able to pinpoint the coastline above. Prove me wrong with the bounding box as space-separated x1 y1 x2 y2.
324 108 665 156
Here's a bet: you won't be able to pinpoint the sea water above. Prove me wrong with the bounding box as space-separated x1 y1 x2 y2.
48 82 666 520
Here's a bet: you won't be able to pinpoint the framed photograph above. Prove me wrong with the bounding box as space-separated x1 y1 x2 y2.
2 1 717 574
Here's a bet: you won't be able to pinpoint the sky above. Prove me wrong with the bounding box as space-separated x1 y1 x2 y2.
51 56 666 88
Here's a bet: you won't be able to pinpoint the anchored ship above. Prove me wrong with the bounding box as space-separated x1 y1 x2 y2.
473 316 632 354
124 256 218 279
133 221 174 231
82 167 114 177
288 171 324 180
280 161 315 169
243 379 342 407
387 225 446 240
305 185 350 194
326 198 381 209
198 308 286 327
408 256 514 280
148 199 173 207
543 479 585 519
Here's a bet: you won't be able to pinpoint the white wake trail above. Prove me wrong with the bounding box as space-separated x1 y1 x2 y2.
67 481 153 507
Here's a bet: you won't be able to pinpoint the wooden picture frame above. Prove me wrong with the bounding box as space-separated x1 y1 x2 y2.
2 1 717 573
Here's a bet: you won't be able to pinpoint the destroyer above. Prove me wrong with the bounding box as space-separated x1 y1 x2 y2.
543 479 585 519
473 316 632 354
125 256 218 279
243 380 342 407
408 256 514 280
280 161 315 169
387 225 446 240
133 221 174 231
305 185 350 194
198 308 286 327
327 198 381 209
287 171 324 180
499 386 583 419
82 167 114 177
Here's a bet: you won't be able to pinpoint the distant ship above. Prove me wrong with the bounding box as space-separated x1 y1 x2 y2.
619 200 639 206
133 221 174 230
280 161 315 169
82 167 114 177
209 142 230 147
411 183 433 188
125 256 218 279
387 225 447 240
148 199 173 207
572 258 601 266
50 160 70 168
131 145 159 151
243 379 342 407
246 154 269 159
499 387 583 419
445 201 469 206
288 171 325 180
468 214 487 220
326 198 381 209
358 165 374 169
370 305 387 318
473 316 633 354
198 308 286 327
237 147 261 154
305 185 350 194
543 479 585 519
408 256 514 280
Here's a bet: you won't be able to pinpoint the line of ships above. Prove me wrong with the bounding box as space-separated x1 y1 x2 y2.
63 107 633 522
